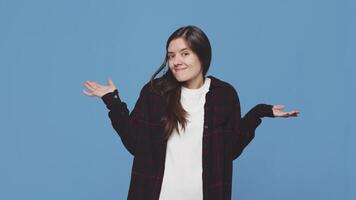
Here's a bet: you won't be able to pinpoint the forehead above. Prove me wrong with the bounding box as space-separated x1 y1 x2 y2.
168 38 191 53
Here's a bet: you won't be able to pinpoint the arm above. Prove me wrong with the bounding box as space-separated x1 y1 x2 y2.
229 89 274 160
101 87 149 156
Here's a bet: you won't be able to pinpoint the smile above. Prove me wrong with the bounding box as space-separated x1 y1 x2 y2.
175 67 187 72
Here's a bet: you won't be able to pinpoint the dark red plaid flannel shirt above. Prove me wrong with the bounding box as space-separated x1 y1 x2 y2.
101 75 274 200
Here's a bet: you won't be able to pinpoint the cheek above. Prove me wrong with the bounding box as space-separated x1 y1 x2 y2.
185 56 198 66
167 61 173 69
190 57 202 71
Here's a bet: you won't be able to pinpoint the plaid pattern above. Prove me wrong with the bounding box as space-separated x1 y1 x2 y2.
101 75 274 200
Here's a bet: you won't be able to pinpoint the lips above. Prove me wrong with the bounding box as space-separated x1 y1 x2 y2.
174 67 187 72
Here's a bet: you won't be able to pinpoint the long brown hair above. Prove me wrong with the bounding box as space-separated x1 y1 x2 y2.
150 25 212 140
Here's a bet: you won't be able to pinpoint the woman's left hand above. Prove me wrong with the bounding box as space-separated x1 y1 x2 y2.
272 105 300 118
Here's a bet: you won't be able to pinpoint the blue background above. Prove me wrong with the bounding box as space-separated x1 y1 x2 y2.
1 0 355 199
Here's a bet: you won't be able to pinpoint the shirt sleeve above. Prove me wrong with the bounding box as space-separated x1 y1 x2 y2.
229 88 274 160
101 86 149 156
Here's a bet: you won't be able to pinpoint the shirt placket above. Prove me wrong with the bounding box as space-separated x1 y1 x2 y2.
202 90 212 200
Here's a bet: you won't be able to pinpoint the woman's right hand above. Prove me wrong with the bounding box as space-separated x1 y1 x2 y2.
82 79 117 98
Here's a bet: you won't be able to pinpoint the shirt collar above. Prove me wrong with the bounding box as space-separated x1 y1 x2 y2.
206 75 225 90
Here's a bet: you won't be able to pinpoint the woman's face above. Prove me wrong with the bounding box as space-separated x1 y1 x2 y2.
167 38 204 88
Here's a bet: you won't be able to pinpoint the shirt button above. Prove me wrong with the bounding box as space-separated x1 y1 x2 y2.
114 95 118 98
204 125 208 129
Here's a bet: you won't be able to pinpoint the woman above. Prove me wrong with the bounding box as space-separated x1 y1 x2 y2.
82 25 299 200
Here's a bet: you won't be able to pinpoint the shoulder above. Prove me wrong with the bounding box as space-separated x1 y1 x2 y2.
139 76 164 97
208 75 239 97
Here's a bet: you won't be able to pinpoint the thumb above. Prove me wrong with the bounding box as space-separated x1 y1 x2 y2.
273 104 285 110
107 79 114 86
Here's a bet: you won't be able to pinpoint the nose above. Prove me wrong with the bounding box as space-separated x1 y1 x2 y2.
172 55 182 67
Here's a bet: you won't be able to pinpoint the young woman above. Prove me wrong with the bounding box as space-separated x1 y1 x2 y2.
83 25 299 200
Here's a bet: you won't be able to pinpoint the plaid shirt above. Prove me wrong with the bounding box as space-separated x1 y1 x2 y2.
101 75 274 200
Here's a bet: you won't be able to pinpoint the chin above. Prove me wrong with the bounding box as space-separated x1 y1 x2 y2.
173 74 190 82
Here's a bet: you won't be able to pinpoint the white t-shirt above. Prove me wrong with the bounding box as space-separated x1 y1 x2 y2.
159 77 211 200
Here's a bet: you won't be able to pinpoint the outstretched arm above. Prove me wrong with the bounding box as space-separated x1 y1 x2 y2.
83 79 149 156
229 89 299 160
102 88 149 156
230 99 274 160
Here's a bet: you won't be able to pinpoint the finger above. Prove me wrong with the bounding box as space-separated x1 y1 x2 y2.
289 111 300 117
86 80 102 89
278 112 291 118
82 89 94 96
90 81 103 88
288 110 299 114
84 81 96 91
86 80 100 89
108 79 114 86
282 113 290 118
284 111 298 117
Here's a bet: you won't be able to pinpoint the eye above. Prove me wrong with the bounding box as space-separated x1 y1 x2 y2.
168 54 175 60
182 52 189 56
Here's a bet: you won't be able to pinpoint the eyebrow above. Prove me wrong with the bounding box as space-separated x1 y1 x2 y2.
167 48 189 54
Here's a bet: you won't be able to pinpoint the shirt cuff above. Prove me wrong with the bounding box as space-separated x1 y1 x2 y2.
101 89 122 110
255 104 275 118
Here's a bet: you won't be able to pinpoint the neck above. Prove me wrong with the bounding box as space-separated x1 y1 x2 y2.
183 75 205 89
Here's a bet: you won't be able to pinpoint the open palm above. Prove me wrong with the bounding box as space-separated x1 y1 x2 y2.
82 79 117 98
272 105 300 118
